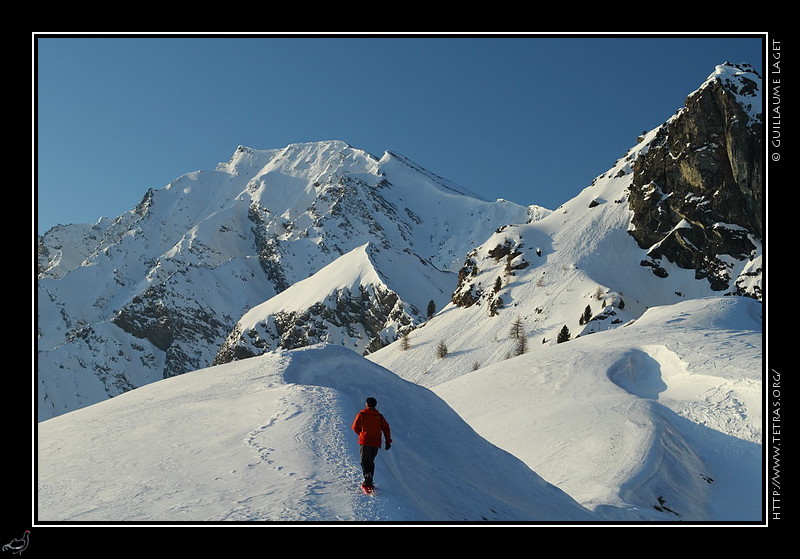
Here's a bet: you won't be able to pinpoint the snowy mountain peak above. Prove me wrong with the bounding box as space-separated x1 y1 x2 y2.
216 141 382 198
371 61 763 388
214 240 445 361
37 140 531 419
699 62 762 124
242 243 385 320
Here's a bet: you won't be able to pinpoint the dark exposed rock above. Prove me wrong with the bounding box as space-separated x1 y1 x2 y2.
452 237 529 311
112 283 231 378
214 284 414 363
452 254 480 308
628 63 762 295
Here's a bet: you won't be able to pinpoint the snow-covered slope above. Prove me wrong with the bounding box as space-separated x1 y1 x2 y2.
37 344 595 523
37 296 760 523
433 296 762 521
369 106 761 388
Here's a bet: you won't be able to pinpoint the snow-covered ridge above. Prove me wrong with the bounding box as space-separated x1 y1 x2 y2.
38 343 596 522
239 243 385 321
217 140 381 177
369 67 762 387
378 150 487 200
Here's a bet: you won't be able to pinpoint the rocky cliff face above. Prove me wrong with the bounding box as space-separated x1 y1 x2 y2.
628 63 763 296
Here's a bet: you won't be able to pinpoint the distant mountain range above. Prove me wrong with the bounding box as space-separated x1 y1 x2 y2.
37 62 762 422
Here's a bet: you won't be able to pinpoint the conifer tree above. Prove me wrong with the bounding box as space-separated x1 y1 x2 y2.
515 333 528 356
427 300 436 319
510 316 524 340
579 304 592 325
557 325 571 343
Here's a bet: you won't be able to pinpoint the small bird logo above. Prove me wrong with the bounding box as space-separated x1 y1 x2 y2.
2 531 29 555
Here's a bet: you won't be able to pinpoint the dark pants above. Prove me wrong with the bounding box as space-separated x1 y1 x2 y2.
360 445 379 484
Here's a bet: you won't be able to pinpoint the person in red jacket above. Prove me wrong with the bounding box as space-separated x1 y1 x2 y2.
352 397 392 489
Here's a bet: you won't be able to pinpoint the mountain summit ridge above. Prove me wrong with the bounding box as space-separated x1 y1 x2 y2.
37 138 537 420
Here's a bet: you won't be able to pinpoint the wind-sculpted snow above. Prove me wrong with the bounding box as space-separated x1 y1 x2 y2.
431 297 762 521
607 349 669 399
37 344 595 522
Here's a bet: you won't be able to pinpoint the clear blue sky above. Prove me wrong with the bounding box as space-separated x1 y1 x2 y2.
35 34 764 235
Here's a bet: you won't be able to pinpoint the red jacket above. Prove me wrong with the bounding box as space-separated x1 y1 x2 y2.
352 407 392 448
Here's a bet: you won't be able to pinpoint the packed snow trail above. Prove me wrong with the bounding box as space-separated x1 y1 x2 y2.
38 345 596 522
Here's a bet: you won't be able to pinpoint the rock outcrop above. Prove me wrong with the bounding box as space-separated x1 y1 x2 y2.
628 63 763 296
